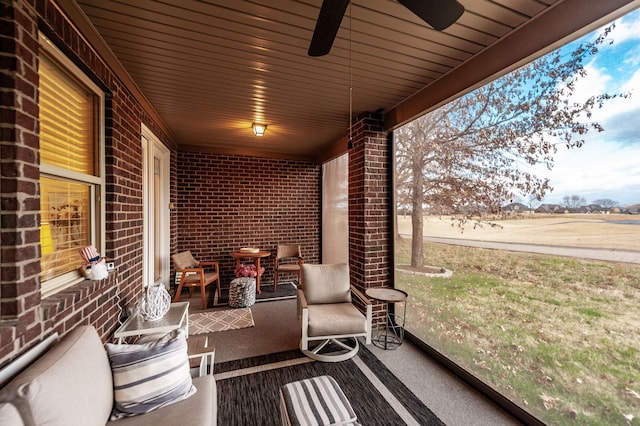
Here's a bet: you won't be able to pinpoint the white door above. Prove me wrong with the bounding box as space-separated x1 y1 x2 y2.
142 124 170 288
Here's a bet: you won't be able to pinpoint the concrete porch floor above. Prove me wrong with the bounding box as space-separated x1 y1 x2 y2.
184 292 523 425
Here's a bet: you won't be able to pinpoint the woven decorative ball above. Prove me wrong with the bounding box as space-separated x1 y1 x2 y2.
139 283 171 321
229 278 256 308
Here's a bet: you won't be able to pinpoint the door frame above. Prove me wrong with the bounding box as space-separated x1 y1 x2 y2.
141 124 170 288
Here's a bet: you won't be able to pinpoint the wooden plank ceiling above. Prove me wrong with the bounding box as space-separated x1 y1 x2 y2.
71 0 636 160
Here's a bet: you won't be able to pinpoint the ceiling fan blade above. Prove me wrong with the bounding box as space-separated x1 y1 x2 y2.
308 0 350 57
398 0 464 31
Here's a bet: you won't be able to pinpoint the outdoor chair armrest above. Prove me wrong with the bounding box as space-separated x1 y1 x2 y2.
351 285 371 305
188 348 216 377
297 288 308 309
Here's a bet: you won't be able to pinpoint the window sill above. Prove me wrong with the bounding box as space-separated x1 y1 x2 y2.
41 273 117 321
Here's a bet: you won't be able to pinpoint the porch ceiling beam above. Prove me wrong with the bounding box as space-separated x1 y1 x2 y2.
384 0 640 131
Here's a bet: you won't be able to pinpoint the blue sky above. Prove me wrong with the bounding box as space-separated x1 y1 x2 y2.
531 7 640 207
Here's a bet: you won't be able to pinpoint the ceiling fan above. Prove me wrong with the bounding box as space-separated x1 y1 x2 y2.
308 0 465 57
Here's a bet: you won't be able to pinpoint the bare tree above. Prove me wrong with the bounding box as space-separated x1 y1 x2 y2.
562 195 587 210
395 25 626 268
593 198 619 208
526 194 540 211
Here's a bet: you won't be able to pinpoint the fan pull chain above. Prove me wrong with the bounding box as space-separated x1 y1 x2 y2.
348 2 354 149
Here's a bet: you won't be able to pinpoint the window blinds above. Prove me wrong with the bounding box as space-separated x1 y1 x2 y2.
39 54 97 176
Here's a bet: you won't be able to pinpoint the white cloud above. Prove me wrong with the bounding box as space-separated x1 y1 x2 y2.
535 138 640 206
609 11 640 43
568 60 640 124
518 9 640 207
567 10 640 123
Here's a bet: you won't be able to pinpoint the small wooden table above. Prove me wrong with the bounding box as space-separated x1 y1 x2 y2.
230 250 270 294
113 301 189 343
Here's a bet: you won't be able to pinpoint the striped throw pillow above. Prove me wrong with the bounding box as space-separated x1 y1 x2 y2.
105 329 196 419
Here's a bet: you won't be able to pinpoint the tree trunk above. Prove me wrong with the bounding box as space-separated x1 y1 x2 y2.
411 205 424 268
410 163 424 268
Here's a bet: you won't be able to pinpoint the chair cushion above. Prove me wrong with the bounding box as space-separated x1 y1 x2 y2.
172 251 198 271
280 375 357 426
0 403 23 426
301 263 352 305
277 264 300 272
307 303 367 337
107 376 215 426
104 329 196 420
0 326 114 426
182 271 219 285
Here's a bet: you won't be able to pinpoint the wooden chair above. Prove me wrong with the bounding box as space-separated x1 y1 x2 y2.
273 244 304 291
172 251 220 310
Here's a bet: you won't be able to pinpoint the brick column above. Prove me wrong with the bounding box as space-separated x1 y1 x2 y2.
0 0 40 317
0 0 42 359
348 112 391 324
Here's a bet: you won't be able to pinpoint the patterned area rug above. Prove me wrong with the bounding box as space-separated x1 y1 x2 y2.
188 308 254 334
215 344 445 425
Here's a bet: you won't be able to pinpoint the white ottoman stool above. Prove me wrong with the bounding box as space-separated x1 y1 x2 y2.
228 278 256 308
279 375 358 426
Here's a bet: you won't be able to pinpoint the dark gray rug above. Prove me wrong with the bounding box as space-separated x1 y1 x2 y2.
214 344 445 426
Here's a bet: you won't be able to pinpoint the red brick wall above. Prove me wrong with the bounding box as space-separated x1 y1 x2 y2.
0 0 173 365
0 0 41 352
0 0 392 367
176 152 321 288
349 113 392 325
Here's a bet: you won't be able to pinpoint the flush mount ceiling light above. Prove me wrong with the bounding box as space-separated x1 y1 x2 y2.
252 123 267 136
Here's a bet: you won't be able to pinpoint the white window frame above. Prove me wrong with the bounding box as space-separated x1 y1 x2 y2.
39 33 106 298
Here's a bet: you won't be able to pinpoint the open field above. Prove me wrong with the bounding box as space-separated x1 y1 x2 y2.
397 214 640 252
394 233 640 425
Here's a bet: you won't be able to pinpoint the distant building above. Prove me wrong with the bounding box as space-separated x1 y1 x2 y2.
535 204 565 214
584 204 604 214
501 202 530 213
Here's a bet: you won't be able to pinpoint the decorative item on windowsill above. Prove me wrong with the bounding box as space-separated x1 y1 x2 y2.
79 245 109 280
138 283 171 321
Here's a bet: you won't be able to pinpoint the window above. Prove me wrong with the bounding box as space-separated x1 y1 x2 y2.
322 153 348 264
39 35 105 297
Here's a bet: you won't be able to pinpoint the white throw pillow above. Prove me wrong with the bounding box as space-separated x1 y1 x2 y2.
104 329 196 419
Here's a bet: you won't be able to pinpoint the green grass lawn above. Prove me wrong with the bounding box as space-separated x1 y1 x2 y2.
395 237 640 426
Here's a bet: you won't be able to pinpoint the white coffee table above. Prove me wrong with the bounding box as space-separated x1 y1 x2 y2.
113 301 189 343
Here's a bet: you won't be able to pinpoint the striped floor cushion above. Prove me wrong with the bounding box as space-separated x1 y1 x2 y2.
279 375 358 426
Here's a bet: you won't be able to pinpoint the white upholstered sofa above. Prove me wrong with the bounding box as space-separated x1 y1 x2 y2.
0 325 216 425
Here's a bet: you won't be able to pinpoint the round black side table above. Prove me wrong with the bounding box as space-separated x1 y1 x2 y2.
365 287 408 350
